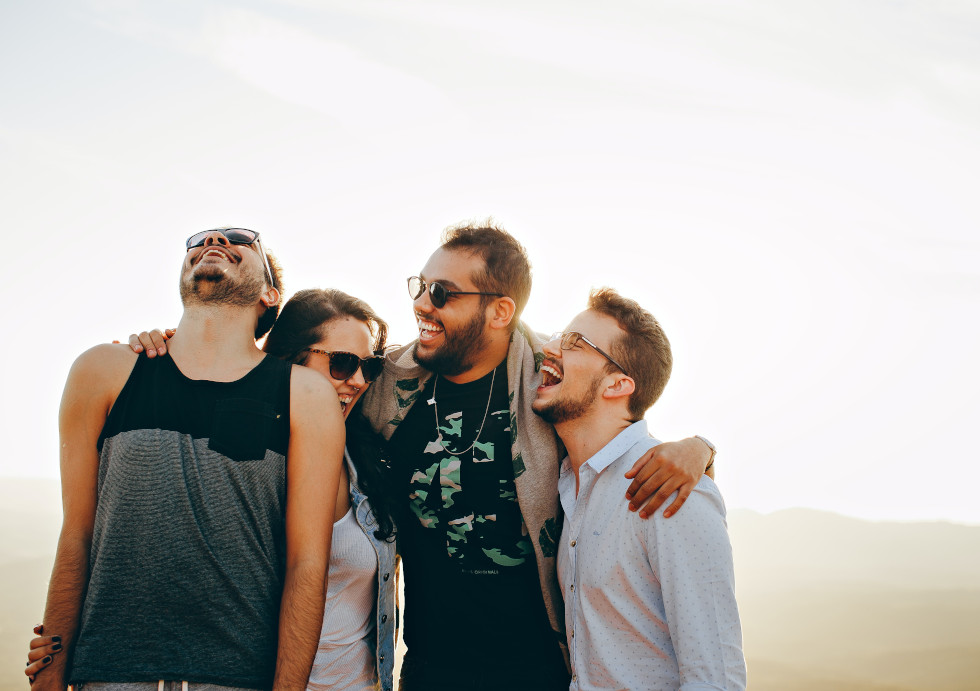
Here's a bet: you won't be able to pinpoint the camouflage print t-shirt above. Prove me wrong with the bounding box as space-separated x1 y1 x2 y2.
388 363 568 686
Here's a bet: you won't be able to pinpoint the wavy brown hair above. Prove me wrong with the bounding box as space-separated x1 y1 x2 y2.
263 288 395 541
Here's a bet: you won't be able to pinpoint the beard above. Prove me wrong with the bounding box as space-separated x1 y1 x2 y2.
179 261 266 308
412 308 491 377
533 374 603 425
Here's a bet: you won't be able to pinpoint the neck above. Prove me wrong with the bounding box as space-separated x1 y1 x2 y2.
442 332 511 384
166 304 265 380
557 408 634 477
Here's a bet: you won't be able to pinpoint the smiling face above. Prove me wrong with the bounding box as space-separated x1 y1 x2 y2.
532 310 626 425
301 316 375 419
179 231 269 308
412 248 493 377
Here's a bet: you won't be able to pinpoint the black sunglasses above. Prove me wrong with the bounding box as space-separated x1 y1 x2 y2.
550 331 630 377
407 276 503 309
303 348 385 382
186 228 274 283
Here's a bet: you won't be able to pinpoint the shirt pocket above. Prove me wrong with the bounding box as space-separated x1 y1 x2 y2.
208 398 279 462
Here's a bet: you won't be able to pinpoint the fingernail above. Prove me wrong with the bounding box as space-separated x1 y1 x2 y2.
628 503 637 512
42 656 51 664
51 636 61 643
34 624 43 634
639 511 649 519
147 348 156 356
158 345 166 355
52 643 62 651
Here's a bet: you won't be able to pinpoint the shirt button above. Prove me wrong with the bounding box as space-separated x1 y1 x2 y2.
380 654 385 662
570 540 576 547
381 614 388 622
383 573 390 581
570 584 574 591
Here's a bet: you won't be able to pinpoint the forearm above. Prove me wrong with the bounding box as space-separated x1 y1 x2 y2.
272 559 328 691
34 534 91 691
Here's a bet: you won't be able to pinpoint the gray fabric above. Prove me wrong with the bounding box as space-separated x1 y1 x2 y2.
71 433 287 688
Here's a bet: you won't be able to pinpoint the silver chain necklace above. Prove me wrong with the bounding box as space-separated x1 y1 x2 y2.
429 367 497 457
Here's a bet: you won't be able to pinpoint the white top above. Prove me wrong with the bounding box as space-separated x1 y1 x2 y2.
307 503 378 691
557 420 746 691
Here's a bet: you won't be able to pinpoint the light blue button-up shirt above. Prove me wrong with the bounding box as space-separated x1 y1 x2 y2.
557 420 746 690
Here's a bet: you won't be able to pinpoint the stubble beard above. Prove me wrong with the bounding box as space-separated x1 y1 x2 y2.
412 308 491 377
179 262 266 309
532 375 603 425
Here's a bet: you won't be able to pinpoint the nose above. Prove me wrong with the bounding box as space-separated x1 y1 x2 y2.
542 336 562 359
202 231 230 247
413 285 434 314
347 366 367 389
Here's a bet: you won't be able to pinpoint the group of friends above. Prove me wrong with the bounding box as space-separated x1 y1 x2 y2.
26 222 747 690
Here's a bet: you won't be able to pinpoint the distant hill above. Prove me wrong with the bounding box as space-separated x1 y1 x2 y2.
728 508 980 690
2 481 978 691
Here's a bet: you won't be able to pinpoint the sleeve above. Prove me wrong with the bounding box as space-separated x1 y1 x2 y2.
649 479 747 690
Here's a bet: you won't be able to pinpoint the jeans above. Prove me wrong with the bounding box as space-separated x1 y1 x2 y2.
76 682 261 691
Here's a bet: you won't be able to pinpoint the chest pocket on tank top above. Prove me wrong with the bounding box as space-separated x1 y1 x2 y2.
208 398 279 462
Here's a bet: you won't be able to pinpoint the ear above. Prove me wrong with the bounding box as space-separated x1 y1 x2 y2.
487 296 517 331
260 286 281 308
602 374 635 400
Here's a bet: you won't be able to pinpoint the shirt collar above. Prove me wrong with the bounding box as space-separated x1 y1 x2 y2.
583 419 650 474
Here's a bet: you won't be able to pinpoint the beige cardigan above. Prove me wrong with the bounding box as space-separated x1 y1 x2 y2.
360 322 569 668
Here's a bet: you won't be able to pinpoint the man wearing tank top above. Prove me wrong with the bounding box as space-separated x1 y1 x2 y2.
361 222 718 691
33 230 345 691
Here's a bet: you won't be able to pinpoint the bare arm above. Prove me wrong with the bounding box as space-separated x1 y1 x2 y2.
272 366 346 691
624 436 713 518
33 345 135 691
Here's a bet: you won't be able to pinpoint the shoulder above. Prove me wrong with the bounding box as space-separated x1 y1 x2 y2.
67 343 138 390
645 476 731 551
289 364 339 402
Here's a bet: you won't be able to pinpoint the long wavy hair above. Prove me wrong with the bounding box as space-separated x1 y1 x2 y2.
263 288 395 541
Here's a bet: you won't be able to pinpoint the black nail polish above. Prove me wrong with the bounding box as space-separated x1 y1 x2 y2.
42 656 51 664
52 636 61 644
52 643 62 651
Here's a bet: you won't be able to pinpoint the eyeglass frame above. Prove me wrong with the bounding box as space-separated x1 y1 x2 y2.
407 276 503 309
302 348 385 382
549 331 630 378
185 228 275 286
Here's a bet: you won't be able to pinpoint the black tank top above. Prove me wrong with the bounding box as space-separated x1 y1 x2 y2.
71 353 291 689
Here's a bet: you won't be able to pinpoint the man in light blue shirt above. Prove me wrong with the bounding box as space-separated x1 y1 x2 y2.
532 288 746 691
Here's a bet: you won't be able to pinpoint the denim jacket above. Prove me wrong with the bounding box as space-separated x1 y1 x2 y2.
346 449 397 691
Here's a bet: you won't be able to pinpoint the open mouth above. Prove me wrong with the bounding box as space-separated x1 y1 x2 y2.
540 361 563 388
417 317 444 344
197 247 236 265
338 391 358 415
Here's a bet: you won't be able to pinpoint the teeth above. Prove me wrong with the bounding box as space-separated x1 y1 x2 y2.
418 319 443 333
203 249 229 260
541 364 563 381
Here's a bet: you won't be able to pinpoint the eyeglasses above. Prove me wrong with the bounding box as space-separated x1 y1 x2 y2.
303 348 385 382
407 276 503 309
186 228 274 285
549 331 630 377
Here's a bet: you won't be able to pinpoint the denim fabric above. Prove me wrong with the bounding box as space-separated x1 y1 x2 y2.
77 683 259 691
347 451 397 691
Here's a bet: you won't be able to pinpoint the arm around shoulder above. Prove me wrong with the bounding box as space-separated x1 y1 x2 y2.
272 366 346 691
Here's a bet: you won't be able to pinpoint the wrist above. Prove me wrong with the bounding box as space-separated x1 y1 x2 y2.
694 435 716 472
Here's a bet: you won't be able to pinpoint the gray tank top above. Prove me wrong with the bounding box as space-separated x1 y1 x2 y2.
70 354 291 689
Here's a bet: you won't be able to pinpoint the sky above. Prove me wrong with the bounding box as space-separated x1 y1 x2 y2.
1 0 978 523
